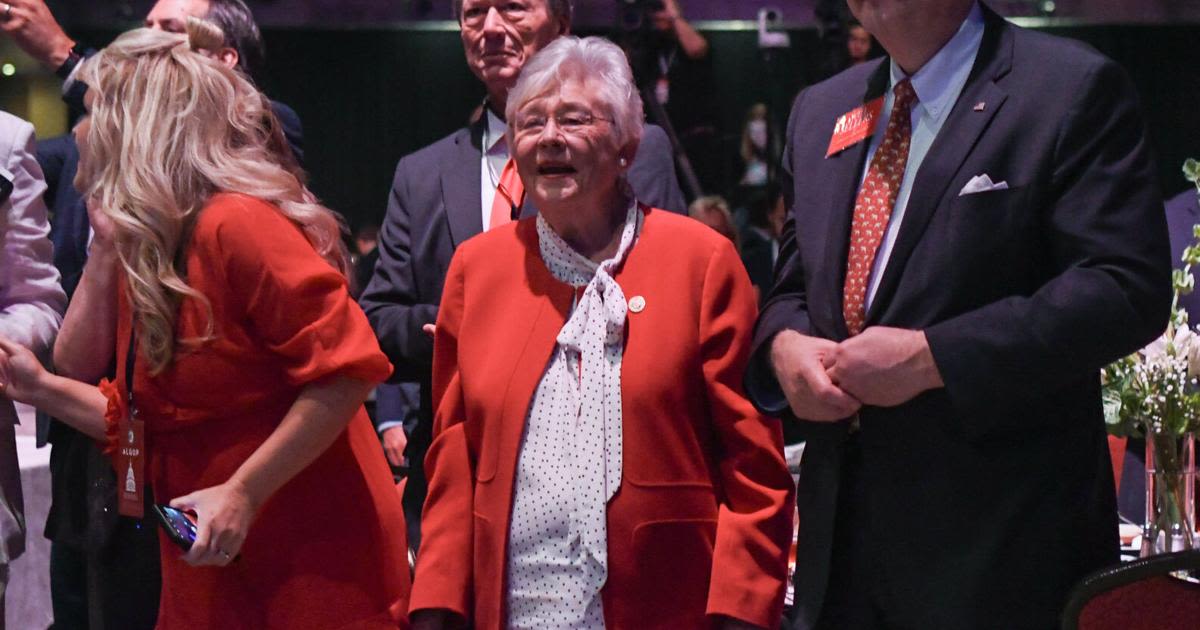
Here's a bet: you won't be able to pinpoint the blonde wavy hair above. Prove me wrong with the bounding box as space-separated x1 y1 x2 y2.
76 22 349 375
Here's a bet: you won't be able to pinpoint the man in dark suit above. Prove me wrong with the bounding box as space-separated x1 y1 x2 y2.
16 2 302 627
360 0 685 550
745 1 1170 628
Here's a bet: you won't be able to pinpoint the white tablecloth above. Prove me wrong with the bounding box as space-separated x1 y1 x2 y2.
7 403 53 629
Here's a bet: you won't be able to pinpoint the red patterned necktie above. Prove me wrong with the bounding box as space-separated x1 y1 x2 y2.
842 78 918 336
489 157 524 230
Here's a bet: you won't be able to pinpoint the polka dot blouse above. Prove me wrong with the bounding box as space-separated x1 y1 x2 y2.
505 203 642 628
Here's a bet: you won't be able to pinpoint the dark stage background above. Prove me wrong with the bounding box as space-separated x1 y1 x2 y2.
67 21 1200 232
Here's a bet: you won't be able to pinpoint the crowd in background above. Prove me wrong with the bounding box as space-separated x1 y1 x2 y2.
0 0 1182 629
0 0 799 627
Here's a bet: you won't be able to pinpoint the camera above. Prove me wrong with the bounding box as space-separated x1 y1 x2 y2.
758 7 791 49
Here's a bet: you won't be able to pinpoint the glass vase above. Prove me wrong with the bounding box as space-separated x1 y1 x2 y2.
1141 432 1196 555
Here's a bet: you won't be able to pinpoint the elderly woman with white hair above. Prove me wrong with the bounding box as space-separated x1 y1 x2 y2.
409 36 793 630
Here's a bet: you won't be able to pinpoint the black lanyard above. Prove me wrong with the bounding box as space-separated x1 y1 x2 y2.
125 317 137 418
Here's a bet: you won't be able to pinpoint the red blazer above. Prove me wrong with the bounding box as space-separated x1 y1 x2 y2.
409 208 793 629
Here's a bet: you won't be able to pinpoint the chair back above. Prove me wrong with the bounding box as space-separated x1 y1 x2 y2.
1061 550 1200 630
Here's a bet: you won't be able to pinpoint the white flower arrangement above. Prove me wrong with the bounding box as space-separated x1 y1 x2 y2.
1101 159 1200 553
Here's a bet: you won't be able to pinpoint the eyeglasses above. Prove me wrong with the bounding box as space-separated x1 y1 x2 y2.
513 111 612 137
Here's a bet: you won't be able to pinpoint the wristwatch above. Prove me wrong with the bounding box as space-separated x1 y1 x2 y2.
54 43 86 80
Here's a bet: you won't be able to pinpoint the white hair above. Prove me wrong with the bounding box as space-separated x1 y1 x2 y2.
505 35 644 149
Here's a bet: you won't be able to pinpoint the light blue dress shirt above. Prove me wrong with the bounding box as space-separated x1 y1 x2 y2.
859 2 985 311
745 4 987 415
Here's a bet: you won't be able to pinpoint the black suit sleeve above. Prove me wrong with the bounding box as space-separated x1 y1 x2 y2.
63 81 88 125
373 380 422 436
739 230 775 297
743 90 815 416
359 156 438 382
629 124 687 214
924 58 1171 433
61 48 98 126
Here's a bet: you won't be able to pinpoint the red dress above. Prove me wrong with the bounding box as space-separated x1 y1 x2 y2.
101 193 410 629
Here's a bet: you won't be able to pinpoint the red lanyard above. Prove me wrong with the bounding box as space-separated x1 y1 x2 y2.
116 321 146 518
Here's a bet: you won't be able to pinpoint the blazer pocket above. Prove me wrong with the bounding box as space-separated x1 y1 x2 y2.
620 480 718 523
950 183 1028 212
947 184 1033 244
623 477 714 490
628 519 718 625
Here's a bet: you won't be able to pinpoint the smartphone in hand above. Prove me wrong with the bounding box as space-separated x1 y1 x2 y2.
152 504 198 551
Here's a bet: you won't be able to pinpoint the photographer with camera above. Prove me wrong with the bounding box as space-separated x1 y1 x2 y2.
623 0 720 197
648 0 708 60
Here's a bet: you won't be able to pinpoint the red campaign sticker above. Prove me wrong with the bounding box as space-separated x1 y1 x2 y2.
826 96 885 157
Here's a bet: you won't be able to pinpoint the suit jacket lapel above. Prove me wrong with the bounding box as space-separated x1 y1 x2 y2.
866 9 1013 324
823 61 891 340
443 118 487 248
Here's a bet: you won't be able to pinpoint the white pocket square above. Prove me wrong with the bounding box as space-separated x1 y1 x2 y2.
958 174 1009 196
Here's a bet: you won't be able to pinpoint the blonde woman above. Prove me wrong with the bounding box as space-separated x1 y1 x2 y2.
0 25 410 629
